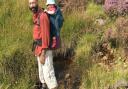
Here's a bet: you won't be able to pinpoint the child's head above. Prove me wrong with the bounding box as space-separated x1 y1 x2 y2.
46 0 56 6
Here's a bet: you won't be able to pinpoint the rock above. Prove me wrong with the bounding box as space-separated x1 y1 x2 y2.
97 52 104 56
65 73 71 79
95 19 106 26
64 73 71 89
102 56 108 60
110 79 128 89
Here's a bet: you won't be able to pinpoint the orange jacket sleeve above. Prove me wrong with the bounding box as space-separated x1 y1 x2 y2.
40 12 50 49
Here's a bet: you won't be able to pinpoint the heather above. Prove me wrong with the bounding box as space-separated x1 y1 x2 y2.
104 0 128 16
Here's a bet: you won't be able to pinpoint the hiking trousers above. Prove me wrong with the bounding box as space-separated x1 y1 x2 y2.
37 50 58 89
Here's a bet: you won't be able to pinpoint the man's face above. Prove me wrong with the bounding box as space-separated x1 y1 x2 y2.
29 0 38 13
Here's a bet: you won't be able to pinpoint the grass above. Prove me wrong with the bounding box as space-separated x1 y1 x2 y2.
0 0 37 88
0 0 88 88
86 2 105 18
73 2 128 89
0 0 128 89
81 65 128 89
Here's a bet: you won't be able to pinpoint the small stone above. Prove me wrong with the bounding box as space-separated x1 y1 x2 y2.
102 56 108 60
95 19 106 26
65 73 71 79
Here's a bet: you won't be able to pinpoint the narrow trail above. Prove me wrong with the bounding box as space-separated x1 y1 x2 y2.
54 58 73 89
54 58 82 89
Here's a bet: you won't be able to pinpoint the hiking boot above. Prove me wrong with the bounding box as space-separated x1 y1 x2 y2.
41 83 47 89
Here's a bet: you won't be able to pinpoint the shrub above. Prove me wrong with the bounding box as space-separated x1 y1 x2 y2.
104 0 128 16
115 17 128 47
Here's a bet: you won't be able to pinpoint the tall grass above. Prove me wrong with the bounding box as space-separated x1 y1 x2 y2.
74 2 128 89
0 0 128 89
0 0 89 88
0 0 37 88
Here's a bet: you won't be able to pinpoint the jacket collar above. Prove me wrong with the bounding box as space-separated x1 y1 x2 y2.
33 7 43 19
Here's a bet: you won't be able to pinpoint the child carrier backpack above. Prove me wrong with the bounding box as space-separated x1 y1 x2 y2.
38 6 64 49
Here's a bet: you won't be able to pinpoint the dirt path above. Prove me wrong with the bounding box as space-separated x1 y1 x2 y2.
54 58 82 89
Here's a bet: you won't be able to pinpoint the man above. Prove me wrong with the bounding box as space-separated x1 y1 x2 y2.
28 0 58 89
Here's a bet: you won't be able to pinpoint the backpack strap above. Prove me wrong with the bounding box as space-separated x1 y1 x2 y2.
37 13 41 26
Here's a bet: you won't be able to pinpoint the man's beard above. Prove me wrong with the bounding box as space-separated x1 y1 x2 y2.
29 5 38 13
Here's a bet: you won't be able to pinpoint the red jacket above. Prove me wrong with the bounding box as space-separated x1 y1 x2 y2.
33 8 50 56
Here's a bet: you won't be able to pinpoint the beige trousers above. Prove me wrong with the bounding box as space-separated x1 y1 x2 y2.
37 50 58 89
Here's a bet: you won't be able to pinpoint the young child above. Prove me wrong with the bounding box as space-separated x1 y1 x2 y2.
45 0 57 15
45 0 64 49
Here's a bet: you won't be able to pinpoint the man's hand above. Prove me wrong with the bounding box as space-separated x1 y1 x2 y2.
39 50 46 64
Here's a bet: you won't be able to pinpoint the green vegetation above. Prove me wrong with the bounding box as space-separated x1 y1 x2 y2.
74 2 128 89
0 0 36 88
0 0 128 89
